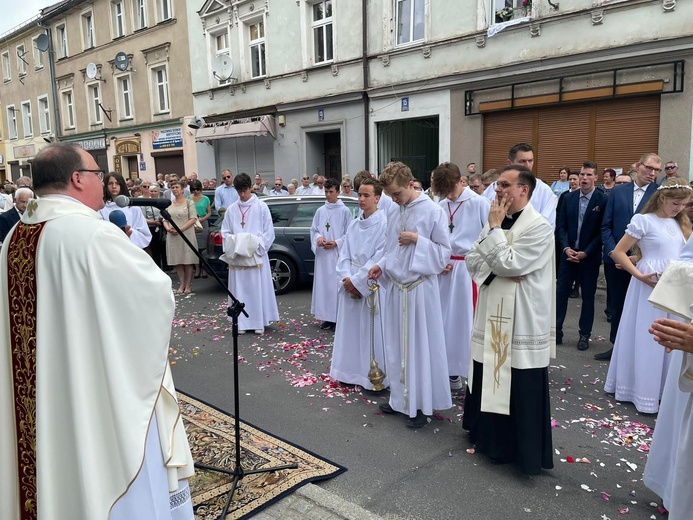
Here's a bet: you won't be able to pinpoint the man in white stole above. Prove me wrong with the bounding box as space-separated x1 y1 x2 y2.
465 165 556 475
431 162 490 389
310 178 354 330
221 173 280 334
0 143 194 520
368 162 452 429
647 236 693 520
331 178 388 389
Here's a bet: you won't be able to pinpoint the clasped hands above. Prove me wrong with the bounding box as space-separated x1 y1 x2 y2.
317 237 337 250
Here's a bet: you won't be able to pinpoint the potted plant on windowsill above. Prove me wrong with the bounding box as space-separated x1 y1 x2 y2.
495 6 514 23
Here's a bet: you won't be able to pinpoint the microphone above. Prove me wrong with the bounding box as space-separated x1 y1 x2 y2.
115 194 171 209
108 209 128 233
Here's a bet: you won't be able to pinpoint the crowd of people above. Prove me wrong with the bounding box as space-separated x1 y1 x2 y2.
2 140 693 519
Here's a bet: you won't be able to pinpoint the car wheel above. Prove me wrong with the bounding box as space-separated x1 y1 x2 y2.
269 254 297 295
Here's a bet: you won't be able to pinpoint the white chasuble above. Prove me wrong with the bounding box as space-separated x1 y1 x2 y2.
310 200 354 322
221 195 279 330
0 196 194 520
331 210 388 389
466 203 556 415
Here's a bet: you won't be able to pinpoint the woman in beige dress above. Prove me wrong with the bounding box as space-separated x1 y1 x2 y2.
163 181 198 295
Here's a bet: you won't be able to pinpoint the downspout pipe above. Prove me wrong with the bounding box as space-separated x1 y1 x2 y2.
362 0 370 171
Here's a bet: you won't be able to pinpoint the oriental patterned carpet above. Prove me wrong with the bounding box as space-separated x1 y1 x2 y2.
178 391 346 519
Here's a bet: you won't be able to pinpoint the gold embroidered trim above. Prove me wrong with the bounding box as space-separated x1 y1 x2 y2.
7 221 46 520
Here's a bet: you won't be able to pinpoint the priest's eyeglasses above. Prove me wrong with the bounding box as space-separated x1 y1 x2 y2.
77 169 105 181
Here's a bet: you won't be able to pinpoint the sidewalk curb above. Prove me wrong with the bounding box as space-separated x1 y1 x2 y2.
296 484 385 519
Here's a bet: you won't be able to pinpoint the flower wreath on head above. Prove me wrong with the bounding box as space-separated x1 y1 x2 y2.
656 183 693 191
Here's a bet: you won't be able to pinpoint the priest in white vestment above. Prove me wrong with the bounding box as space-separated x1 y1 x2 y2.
100 172 152 248
220 173 280 334
0 143 194 520
481 143 557 229
368 162 452 429
331 178 388 389
310 179 354 330
464 164 555 475
431 163 490 389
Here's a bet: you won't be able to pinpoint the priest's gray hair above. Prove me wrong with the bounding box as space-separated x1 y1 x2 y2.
32 142 84 194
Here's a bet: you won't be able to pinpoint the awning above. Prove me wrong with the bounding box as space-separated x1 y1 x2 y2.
195 115 275 141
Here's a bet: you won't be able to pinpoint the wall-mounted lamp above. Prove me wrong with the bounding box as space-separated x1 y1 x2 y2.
133 132 141 137
278 115 286 127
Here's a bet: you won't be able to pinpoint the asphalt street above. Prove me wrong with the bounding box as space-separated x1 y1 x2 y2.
169 277 667 520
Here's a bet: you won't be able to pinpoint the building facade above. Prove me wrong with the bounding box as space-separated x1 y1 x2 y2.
0 14 55 182
188 0 692 185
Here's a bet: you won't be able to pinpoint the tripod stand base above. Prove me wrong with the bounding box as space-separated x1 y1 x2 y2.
194 461 299 519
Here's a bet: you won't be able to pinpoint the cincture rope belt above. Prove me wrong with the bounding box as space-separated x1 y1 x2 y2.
390 276 426 404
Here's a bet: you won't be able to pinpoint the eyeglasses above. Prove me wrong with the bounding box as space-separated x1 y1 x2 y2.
642 164 663 174
302 177 309 180
665 165 677 170
274 183 282 187
78 169 105 180
191 187 201 191
222 176 231 180
496 181 527 189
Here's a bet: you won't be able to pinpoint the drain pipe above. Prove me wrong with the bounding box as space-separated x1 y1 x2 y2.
362 0 370 171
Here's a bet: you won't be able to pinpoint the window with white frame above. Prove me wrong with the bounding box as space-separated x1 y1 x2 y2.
56 24 68 58
248 20 266 78
62 90 75 129
152 66 169 113
88 84 102 124
396 0 424 45
2 52 10 81
312 1 333 64
112 1 125 38
159 0 172 22
38 95 50 134
17 44 27 75
212 29 230 85
134 0 147 30
21 101 33 138
82 11 95 49
7 106 17 139
33 37 44 68
118 76 133 119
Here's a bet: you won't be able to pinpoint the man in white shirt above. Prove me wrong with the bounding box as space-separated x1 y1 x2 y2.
313 176 326 196
296 175 314 195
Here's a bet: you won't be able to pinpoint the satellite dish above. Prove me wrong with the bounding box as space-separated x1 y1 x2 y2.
35 34 50 53
86 62 98 79
213 54 233 82
114 52 129 72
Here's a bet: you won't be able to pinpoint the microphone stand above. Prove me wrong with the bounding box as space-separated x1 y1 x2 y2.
161 208 297 519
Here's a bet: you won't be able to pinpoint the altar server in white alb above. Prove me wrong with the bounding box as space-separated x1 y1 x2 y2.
368 162 452 429
221 173 280 335
0 143 194 520
330 178 388 389
482 143 557 229
310 178 353 331
431 162 490 390
464 165 555 475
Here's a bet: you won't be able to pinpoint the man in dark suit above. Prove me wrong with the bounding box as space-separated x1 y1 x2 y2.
0 187 33 243
595 153 661 360
556 162 608 351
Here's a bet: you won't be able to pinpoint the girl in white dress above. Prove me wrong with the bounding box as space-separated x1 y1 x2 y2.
604 179 692 413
